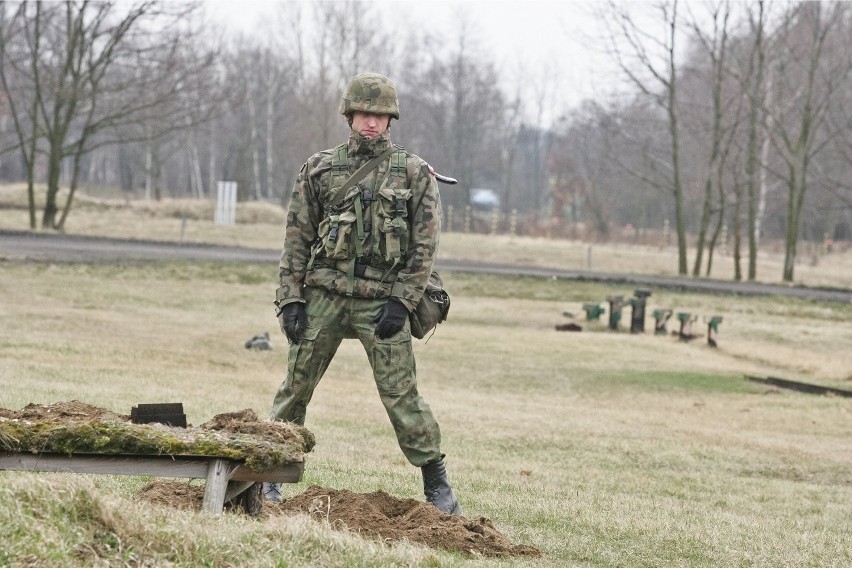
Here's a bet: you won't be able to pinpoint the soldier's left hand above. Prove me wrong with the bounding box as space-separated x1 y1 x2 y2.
373 298 408 339
279 302 307 343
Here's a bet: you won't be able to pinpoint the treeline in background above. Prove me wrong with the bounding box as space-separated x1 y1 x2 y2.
1 0 850 282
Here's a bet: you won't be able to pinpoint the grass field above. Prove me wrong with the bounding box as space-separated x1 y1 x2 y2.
1 188 851 566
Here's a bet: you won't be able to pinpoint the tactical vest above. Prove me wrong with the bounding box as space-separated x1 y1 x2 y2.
308 143 411 295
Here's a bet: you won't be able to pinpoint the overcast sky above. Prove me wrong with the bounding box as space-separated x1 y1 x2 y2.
204 0 630 122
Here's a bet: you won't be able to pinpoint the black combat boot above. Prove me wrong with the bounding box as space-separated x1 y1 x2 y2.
421 457 462 515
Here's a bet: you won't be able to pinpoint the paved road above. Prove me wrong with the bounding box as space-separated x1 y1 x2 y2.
2 229 850 303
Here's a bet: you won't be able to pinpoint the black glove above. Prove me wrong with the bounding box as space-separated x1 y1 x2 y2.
373 298 409 339
278 302 307 343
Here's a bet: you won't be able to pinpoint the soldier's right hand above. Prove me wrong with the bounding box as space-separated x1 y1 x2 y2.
279 302 307 343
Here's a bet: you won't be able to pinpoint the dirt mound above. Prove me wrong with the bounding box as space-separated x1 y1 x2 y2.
0 400 129 422
137 481 540 557
274 485 541 557
138 479 206 511
199 408 314 450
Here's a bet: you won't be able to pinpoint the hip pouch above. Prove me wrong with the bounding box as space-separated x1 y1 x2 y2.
410 270 450 340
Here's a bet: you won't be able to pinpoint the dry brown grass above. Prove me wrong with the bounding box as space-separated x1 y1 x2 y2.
1 185 851 566
2 184 850 288
0 262 850 566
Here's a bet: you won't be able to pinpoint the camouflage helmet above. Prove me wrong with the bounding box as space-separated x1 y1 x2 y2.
339 73 400 120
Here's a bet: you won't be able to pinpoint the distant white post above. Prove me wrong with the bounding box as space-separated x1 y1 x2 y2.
215 181 237 225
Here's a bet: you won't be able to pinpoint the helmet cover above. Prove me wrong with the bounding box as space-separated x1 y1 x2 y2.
339 73 400 120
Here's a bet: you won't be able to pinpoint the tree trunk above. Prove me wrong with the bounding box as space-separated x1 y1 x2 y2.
669 91 688 275
265 67 275 200
26 168 37 229
24 3 40 229
692 178 714 276
706 145 730 277
666 1 687 274
248 93 263 200
732 180 743 281
755 67 773 246
144 138 153 201
187 124 204 199
782 175 800 282
208 121 216 201
42 149 62 229
744 1 766 281
56 149 85 231
26 95 39 229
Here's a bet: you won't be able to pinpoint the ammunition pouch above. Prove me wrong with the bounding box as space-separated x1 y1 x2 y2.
377 186 411 263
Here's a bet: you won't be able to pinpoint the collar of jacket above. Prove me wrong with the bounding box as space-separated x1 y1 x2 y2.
348 129 393 158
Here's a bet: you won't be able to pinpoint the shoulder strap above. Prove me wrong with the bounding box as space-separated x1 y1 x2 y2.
389 149 407 183
329 145 397 208
330 144 349 189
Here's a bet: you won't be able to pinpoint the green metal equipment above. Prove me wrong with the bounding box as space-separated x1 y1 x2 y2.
676 312 697 341
582 303 606 321
628 289 652 333
652 309 673 335
606 295 625 331
707 316 723 347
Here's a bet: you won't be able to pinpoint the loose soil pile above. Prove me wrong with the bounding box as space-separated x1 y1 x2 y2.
138 480 540 557
273 485 542 557
0 400 129 422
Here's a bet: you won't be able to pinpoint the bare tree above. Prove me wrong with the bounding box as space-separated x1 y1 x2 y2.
741 0 768 280
767 1 851 281
604 0 689 274
0 2 41 228
683 0 735 277
0 1 218 229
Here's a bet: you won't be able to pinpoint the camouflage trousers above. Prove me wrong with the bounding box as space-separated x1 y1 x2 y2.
270 286 442 467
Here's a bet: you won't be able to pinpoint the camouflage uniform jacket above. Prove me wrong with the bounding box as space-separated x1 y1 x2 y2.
276 130 441 312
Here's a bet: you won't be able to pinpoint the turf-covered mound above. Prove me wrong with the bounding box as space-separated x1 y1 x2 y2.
0 401 313 472
138 481 541 557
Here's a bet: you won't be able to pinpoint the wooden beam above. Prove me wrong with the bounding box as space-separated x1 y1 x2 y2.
224 480 257 503
0 453 212 478
0 452 305 515
230 462 303 483
0 453 304 481
202 459 237 514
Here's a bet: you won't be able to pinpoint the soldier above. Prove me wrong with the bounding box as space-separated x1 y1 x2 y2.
264 73 461 515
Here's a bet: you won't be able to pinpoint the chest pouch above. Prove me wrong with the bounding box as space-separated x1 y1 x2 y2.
374 151 411 264
376 186 412 264
317 210 358 260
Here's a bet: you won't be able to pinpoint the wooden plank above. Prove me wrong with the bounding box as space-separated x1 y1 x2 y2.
0 453 211 478
202 459 237 514
224 480 256 503
0 453 304 483
230 461 304 483
0 452 306 516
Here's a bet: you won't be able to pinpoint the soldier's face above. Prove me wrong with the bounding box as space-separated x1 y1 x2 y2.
350 112 390 139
